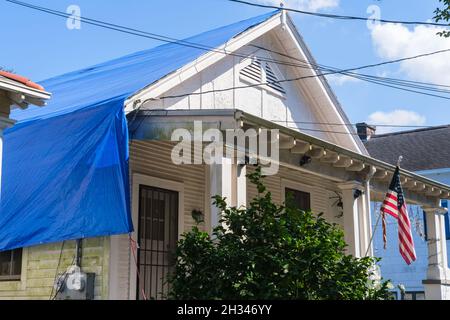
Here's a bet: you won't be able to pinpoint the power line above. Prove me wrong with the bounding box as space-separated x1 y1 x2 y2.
128 111 437 138
9 0 450 139
8 0 450 100
8 0 450 93
143 68 450 103
271 120 434 128
7 3 447 142
252 45 450 91
228 0 450 27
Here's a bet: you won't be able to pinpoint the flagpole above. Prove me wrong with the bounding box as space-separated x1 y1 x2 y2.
364 155 403 257
365 205 382 257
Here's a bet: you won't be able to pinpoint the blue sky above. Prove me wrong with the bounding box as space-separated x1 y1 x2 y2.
1 0 449 132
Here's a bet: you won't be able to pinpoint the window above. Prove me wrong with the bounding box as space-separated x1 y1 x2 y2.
423 199 450 241
402 291 425 300
0 249 22 281
423 211 428 241
285 188 311 211
442 200 450 240
389 291 398 300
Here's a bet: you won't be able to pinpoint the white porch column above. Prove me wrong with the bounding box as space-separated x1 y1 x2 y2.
359 179 373 257
423 207 450 300
209 156 235 232
338 181 365 257
236 164 247 209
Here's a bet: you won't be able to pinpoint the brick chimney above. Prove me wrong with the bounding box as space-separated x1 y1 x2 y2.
356 123 376 141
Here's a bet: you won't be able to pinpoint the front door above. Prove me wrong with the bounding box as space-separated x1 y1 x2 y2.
137 185 179 300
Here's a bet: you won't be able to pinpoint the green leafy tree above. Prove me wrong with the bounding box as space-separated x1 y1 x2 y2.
435 0 450 37
168 167 391 300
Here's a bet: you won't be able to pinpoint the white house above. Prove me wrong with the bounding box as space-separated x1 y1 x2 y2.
0 10 449 300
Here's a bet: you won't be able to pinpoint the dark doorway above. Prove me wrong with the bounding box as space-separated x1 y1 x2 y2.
137 185 179 300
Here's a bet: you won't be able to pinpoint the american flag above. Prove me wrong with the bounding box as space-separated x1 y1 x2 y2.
381 166 417 265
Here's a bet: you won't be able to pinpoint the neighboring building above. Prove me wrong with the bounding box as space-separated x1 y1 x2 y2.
0 70 50 182
0 71 50 286
361 124 450 300
0 11 448 300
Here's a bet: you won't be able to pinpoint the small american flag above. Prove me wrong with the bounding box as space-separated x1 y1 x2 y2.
381 166 417 265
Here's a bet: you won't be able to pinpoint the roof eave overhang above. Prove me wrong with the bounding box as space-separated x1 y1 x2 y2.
238 109 450 196
130 107 450 199
0 78 51 109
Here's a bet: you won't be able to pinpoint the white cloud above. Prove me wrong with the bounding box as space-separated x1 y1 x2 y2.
371 23 450 85
367 109 426 134
326 73 361 86
256 0 339 12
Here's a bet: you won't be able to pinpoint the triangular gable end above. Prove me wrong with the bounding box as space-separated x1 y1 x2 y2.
126 11 366 155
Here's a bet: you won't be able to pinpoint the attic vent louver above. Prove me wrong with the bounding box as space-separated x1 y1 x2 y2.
265 63 286 94
240 58 262 83
239 58 286 96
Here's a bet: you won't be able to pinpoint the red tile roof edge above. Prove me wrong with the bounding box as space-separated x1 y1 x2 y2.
0 70 45 92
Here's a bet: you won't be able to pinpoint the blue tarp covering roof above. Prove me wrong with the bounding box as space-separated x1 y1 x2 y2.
0 11 279 251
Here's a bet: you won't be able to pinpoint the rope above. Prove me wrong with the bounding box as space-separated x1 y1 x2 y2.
365 203 382 257
129 235 148 300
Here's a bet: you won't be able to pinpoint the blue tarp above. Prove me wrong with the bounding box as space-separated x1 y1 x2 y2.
0 11 279 251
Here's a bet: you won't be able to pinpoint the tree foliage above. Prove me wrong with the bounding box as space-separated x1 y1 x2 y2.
435 0 450 37
168 167 391 300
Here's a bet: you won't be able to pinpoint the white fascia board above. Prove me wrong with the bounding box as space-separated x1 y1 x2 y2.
283 17 364 155
124 12 283 113
0 78 51 101
239 110 450 194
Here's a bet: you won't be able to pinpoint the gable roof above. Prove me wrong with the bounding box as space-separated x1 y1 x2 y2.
364 125 450 171
10 9 364 154
11 10 280 123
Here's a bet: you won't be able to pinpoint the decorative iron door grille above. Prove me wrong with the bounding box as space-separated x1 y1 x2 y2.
137 185 179 300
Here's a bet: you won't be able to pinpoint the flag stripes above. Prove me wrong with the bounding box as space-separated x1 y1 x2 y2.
380 166 416 265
